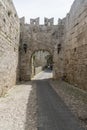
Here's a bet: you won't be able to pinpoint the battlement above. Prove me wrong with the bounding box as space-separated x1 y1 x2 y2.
44 17 54 26
30 17 54 26
30 17 39 25
20 17 55 26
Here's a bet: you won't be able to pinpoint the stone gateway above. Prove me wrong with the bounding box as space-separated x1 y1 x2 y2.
0 0 87 96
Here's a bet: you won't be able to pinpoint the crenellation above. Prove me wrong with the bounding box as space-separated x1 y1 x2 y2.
30 17 40 26
44 17 54 26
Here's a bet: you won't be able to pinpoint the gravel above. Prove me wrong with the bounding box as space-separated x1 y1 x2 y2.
0 81 37 130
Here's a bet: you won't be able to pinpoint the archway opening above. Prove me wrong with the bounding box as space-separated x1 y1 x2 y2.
31 50 53 79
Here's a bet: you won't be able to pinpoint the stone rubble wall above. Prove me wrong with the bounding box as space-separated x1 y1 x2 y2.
54 0 87 90
0 0 20 95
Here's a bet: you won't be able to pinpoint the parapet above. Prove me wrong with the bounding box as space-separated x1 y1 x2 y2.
58 18 66 25
30 17 39 25
44 17 54 26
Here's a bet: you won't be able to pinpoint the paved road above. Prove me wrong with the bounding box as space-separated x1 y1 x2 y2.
34 71 85 130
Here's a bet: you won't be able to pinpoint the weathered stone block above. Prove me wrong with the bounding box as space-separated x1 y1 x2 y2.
0 0 20 96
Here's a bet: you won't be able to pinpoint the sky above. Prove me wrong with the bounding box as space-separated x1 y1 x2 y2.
13 0 74 24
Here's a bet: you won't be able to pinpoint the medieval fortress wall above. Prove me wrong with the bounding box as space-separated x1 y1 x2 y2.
64 0 87 90
0 0 20 95
54 0 87 90
0 0 87 96
19 17 56 80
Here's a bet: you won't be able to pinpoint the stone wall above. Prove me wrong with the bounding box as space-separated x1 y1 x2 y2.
54 0 87 90
18 0 87 90
0 0 20 95
53 18 65 79
19 17 55 80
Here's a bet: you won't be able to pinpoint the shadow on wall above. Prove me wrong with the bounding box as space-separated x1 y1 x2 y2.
16 45 21 83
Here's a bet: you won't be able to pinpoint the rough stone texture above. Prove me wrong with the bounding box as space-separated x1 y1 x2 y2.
53 18 65 79
54 0 87 90
0 0 20 95
19 17 56 81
